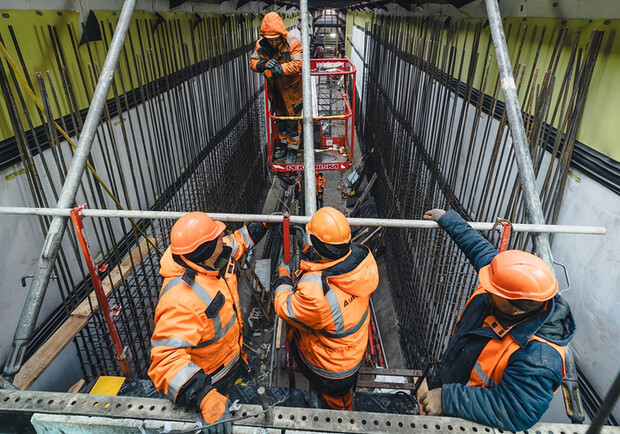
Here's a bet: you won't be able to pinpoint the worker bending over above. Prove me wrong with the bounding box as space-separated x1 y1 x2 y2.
418 209 575 432
149 212 274 433
250 12 303 163
273 207 379 410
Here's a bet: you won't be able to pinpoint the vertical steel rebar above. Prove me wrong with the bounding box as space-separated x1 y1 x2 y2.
2 0 137 379
586 369 620 434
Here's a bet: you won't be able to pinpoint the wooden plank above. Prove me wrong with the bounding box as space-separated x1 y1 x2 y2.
14 239 153 390
356 380 418 391
359 367 422 377
72 239 153 318
349 172 377 216
67 379 85 394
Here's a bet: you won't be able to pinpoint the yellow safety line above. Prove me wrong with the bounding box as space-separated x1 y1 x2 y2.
0 41 162 255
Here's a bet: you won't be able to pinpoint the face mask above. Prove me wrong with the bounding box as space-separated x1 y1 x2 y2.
491 305 542 327
212 246 232 273
492 308 525 327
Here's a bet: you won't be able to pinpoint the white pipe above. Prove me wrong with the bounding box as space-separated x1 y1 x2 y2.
0 207 605 234
300 0 317 215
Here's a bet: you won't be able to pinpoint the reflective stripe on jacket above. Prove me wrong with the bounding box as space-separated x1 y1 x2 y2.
464 287 566 390
274 244 378 379
249 14 302 116
435 210 575 431
148 227 255 402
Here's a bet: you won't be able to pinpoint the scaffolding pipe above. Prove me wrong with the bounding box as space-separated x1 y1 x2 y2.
300 2 317 216
586 369 620 434
0 207 606 234
484 0 553 266
2 0 137 380
484 0 585 423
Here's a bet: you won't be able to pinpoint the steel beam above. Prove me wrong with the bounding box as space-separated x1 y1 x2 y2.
1 389 619 433
2 0 138 380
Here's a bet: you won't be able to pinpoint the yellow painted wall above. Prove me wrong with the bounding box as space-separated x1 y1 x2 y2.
346 13 620 162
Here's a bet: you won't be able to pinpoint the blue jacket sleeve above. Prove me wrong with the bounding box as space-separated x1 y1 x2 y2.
437 210 498 272
441 342 563 431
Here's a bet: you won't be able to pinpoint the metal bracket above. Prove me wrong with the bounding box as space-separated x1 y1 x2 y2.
21 274 57 288
554 260 571 294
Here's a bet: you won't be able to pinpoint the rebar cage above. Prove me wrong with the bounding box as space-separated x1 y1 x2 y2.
356 15 602 368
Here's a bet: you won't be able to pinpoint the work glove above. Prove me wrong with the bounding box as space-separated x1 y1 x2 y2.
423 209 446 222
266 58 278 69
200 389 232 434
262 212 284 229
278 259 291 277
255 59 268 72
416 378 442 416
295 227 312 254
271 62 284 77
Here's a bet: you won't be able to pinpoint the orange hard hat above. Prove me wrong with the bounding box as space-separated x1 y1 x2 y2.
478 250 558 302
170 212 225 255
306 207 351 245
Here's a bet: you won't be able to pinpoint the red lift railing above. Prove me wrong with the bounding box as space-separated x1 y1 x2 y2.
265 57 356 173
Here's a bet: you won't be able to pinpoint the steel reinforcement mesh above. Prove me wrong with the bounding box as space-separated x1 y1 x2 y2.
356 16 601 369
76 98 268 380
0 12 271 382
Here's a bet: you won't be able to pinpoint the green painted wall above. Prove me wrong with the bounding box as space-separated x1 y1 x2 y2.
0 9 297 144
345 13 620 162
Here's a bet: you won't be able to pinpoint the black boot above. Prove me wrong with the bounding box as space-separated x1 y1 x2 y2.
274 146 287 161
306 386 322 409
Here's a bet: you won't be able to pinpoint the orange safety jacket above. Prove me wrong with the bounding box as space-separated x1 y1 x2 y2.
463 286 566 390
435 209 574 432
316 173 326 192
148 226 258 403
274 244 378 379
249 13 302 116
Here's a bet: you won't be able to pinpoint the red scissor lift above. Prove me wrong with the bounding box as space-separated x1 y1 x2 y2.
265 57 356 173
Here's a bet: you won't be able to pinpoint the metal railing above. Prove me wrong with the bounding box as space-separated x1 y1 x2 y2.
0 206 606 235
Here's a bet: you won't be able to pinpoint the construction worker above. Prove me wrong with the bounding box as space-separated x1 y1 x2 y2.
315 171 326 208
273 207 379 410
295 171 327 212
250 12 303 163
148 212 274 433
418 208 575 431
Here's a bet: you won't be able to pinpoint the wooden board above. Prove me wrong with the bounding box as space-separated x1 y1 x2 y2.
358 367 423 377
356 380 418 391
13 239 154 390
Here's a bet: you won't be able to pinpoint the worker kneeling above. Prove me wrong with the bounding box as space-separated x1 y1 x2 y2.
418 209 575 432
148 212 274 433
273 207 379 411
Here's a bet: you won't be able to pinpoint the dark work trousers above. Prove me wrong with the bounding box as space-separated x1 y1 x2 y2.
289 339 358 397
